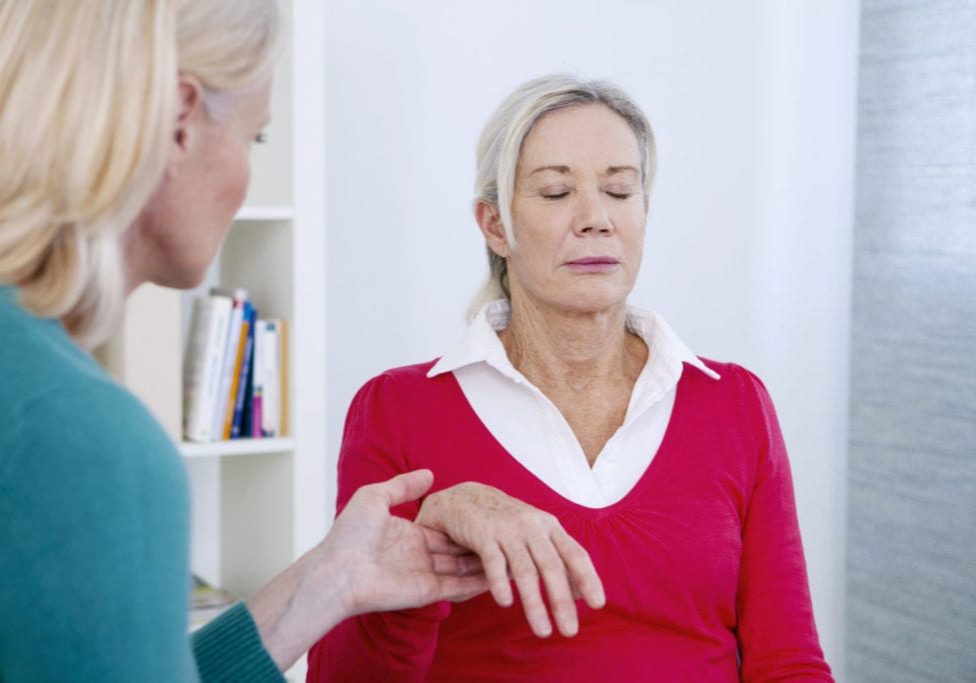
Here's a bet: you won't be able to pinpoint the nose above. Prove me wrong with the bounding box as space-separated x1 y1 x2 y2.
572 187 613 236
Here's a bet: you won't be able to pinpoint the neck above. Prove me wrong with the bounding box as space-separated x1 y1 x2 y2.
121 223 148 296
498 289 647 393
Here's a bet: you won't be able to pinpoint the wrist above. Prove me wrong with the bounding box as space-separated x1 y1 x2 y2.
246 543 351 671
299 542 355 628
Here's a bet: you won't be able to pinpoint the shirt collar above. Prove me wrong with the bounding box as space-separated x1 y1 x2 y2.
428 299 720 382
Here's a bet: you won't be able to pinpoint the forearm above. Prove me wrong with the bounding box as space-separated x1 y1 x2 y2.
246 544 349 672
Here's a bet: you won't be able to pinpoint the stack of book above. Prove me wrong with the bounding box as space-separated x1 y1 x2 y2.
183 288 288 443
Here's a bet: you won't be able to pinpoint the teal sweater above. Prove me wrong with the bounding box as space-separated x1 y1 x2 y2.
0 286 282 682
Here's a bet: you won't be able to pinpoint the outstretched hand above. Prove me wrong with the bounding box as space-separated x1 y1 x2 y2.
246 470 487 672
323 469 489 617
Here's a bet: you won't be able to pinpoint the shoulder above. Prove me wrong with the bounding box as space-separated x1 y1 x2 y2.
371 359 441 385
688 357 781 433
1 368 186 517
349 358 447 405
694 357 772 397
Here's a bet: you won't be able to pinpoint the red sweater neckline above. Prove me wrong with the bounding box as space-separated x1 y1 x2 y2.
435 358 702 516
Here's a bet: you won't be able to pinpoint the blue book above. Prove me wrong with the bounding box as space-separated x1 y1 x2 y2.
230 303 257 438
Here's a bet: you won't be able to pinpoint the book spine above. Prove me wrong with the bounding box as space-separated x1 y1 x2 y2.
222 300 252 439
250 321 265 438
210 290 247 440
230 304 257 438
183 297 214 441
190 296 233 442
278 319 289 437
262 320 280 438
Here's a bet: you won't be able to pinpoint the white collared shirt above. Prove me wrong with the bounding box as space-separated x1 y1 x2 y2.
427 300 721 509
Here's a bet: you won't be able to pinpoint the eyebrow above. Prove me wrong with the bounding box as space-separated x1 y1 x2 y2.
527 164 641 177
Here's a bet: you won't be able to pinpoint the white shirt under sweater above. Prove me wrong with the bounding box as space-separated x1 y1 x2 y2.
427 300 721 509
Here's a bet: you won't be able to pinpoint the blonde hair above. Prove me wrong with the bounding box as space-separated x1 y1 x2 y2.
0 0 279 347
468 74 657 320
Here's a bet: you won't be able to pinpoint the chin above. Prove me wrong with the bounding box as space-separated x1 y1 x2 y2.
154 263 209 291
553 289 629 315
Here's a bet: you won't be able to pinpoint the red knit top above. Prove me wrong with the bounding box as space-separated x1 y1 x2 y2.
307 359 833 682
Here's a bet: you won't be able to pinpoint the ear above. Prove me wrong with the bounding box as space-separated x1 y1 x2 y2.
474 200 511 258
168 74 207 169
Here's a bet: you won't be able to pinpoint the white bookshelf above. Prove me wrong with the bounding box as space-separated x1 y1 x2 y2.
103 2 325 680
179 437 296 459
234 205 295 222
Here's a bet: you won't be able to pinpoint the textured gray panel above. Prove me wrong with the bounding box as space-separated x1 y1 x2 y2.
848 1 976 681
855 0 976 259
848 253 976 682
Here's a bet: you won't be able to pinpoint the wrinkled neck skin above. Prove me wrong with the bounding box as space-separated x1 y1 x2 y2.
497 285 647 395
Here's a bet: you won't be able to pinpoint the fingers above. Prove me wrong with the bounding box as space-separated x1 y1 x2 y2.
430 552 483 576
504 543 552 638
419 526 470 556
479 543 514 608
551 529 606 609
371 469 434 508
527 539 579 637
435 572 491 603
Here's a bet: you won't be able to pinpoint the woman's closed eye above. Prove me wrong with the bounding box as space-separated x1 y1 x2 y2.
604 186 638 200
541 189 571 200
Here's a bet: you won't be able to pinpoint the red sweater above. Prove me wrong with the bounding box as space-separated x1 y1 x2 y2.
308 359 832 682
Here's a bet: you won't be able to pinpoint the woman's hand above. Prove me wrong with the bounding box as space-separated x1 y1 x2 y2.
416 482 606 638
246 470 488 672
323 469 489 616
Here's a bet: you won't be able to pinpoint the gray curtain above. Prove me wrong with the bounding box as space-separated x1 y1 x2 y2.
847 1 976 681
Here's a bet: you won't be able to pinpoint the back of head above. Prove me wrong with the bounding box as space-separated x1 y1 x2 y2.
0 0 279 347
468 74 656 320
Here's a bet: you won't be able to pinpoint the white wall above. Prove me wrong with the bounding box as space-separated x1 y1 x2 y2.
324 1 858 673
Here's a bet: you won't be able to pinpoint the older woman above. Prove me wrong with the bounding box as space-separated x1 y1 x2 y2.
0 2 491 681
308 75 834 682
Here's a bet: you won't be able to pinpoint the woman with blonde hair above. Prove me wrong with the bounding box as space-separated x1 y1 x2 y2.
0 1 496 680
309 74 834 681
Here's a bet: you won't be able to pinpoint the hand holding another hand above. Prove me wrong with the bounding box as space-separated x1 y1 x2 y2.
322 470 489 617
416 482 606 638
247 470 488 671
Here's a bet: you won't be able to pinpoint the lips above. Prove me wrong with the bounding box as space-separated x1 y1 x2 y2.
567 257 619 266
564 256 620 274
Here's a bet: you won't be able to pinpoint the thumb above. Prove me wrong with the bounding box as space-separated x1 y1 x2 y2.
375 469 434 508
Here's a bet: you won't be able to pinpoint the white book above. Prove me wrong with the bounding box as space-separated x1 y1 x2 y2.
209 288 248 441
261 320 281 437
183 295 233 442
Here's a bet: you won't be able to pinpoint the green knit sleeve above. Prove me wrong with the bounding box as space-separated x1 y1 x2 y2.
191 602 284 683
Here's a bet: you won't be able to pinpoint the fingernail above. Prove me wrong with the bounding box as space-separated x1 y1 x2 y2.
534 619 552 637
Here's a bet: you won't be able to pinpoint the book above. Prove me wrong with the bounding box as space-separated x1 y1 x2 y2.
209 288 248 441
260 319 281 437
230 303 257 438
183 294 233 442
278 319 289 437
221 300 253 439
250 320 265 438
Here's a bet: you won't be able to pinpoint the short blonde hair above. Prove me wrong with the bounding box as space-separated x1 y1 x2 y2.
0 0 279 347
468 74 657 320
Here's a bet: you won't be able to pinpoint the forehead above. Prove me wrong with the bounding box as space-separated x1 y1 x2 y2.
518 103 641 171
